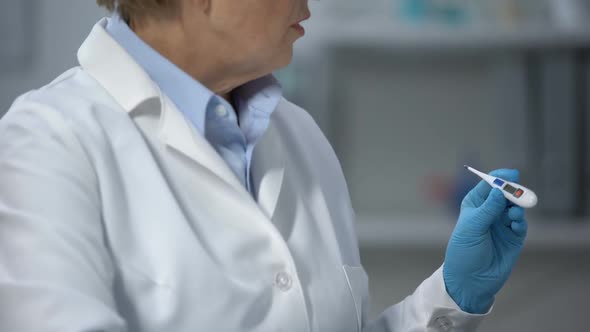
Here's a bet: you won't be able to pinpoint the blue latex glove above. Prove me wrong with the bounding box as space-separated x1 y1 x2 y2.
443 169 528 314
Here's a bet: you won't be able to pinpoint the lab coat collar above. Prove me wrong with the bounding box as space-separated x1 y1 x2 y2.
77 18 286 219
105 14 214 136
77 18 160 113
77 19 246 194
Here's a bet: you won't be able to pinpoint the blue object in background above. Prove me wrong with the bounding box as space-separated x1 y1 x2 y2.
400 0 470 25
401 0 429 22
435 3 469 25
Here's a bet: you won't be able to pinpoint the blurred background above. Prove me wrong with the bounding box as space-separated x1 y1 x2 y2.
1 0 589 331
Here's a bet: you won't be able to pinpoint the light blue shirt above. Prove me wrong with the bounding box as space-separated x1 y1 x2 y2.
105 15 282 198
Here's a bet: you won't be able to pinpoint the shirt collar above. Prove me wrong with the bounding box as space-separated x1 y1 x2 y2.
234 74 283 138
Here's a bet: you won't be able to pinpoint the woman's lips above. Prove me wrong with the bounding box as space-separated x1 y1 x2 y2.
291 23 305 35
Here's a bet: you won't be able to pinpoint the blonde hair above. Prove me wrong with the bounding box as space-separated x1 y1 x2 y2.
96 0 180 24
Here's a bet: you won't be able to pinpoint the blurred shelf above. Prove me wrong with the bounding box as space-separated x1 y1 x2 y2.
356 214 590 250
299 19 590 53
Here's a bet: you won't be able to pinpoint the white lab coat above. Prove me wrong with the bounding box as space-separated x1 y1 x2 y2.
0 18 487 332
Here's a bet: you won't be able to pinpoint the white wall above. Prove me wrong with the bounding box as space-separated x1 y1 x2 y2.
0 0 105 114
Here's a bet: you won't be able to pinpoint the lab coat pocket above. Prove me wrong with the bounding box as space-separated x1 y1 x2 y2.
343 265 369 332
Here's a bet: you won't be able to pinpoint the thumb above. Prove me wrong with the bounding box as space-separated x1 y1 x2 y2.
476 188 507 227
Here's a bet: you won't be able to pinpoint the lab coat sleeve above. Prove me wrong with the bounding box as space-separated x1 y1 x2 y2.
363 266 490 332
0 103 127 331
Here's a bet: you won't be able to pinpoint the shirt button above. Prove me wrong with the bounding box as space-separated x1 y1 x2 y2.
434 316 453 331
275 271 292 291
214 104 228 117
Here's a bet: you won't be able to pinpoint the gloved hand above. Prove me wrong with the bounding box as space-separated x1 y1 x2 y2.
443 169 528 314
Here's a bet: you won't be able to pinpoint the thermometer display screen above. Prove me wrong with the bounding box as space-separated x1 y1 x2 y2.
503 184 517 195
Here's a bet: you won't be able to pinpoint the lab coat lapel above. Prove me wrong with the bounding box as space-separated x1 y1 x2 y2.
160 95 287 222
158 95 248 194
251 115 286 220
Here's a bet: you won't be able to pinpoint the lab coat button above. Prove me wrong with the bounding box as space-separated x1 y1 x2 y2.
275 271 292 291
215 104 228 117
434 316 453 331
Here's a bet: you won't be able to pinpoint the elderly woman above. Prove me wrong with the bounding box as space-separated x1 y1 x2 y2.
0 0 528 331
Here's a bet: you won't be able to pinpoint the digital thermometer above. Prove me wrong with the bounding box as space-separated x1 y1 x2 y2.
464 165 538 208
